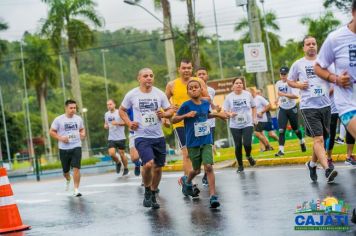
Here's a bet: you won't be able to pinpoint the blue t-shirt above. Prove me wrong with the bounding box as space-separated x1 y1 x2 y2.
177 99 212 148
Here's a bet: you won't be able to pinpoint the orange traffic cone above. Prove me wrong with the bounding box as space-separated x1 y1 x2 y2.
0 167 30 234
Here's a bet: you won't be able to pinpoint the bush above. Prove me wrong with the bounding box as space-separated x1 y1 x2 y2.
40 157 100 171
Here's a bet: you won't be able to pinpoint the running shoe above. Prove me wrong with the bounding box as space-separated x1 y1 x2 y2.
116 162 122 174
73 189 82 197
345 155 356 166
192 184 200 197
335 137 345 145
275 150 285 157
122 168 129 176
247 157 256 166
327 158 335 169
210 195 220 209
305 161 317 182
300 143 307 152
181 176 194 197
236 165 244 173
143 189 152 207
65 176 71 191
265 145 274 151
134 166 141 176
325 168 338 183
202 173 208 186
152 189 160 194
150 192 160 209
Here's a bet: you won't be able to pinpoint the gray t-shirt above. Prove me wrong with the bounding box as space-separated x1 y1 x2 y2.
207 86 216 128
121 87 170 139
50 114 84 150
288 57 331 110
223 90 255 129
275 80 297 110
104 109 126 141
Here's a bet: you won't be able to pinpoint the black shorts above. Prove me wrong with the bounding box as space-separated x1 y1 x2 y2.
255 122 273 132
278 106 299 131
174 127 186 149
59 147 82 173
108 139 126 150
301 106 331 137
210 127 215 143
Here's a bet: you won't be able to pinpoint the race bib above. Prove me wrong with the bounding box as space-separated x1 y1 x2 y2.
235 113 247 125
310 85 326 97
280 97 289 104
68 132 79 143
194 121 210 137
142 112 158 127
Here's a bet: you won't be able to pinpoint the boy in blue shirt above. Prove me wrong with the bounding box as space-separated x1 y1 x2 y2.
172 80 228 208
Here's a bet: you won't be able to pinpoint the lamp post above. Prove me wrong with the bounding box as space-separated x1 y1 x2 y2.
101 49 109 101
212 0 224 80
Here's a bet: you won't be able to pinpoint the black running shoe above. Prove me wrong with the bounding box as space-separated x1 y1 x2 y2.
325 168 338 183
247 157 256 166
134 166 141 176
143 189 152 207
210 195 220 209
305 161 317 182
202 173 208 186
236 165 244 173
266 145 274 151
327 158 335 169
116 162 122 174
150 192 160 209
192 184 200 197
181 176 194 196
301 143 307 152
122 168 129 176
275 150 285 157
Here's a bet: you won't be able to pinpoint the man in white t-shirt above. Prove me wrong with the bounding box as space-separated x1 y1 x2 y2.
314 1 356 165
104 99 129 175
287 36 337 184
119 68 174 209
50 100 85 197
275 66 306 157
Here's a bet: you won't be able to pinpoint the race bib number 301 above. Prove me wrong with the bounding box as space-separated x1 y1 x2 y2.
142 112 158 127
194 122 210 137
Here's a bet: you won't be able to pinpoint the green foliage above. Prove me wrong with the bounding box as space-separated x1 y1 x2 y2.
0 19 9 63
323 0 353 12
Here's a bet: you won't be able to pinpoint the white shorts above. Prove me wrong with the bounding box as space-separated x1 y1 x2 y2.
129 133 136 149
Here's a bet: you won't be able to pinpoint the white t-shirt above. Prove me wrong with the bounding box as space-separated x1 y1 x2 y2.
316 25 356 116
207 86 216 128
104 109 126 141
275 80 297 110
288 57 331 109
121 87 170 139
254 95 269 122
51 114 84 150
223 90 255 129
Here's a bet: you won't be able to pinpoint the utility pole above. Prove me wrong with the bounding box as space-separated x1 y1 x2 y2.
247 0 267 90
186 0 200 69
0 87 11 166
212 0 224 80
101 49 109 100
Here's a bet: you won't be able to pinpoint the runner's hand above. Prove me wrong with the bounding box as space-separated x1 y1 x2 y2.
215 105 222 113
129 121 139 130
185 111 197 118
162 118 171 128
257 112 263 118
300 81 309 90
253 118 258 125
156 110 165 119
60 136 69 143
229 112 237 118
336 71 351 88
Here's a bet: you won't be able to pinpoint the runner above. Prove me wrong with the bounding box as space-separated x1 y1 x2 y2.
165 59 210 195
250 88 275 151
287 36 337 183
104 99 129 176
172 80 228 208
275 66 306 157
49 99 85 197
223 77 257 173
196 67 221 186
119 68 174 209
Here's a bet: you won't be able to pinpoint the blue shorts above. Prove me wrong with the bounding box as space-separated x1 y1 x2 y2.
135 137 166 167
340 110 356 127
174 127 186 149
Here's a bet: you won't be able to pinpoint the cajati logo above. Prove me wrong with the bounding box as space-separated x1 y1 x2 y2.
294 197 356 231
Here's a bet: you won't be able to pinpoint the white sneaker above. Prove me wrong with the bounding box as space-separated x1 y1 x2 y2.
73 188 82 197
65 177 71 191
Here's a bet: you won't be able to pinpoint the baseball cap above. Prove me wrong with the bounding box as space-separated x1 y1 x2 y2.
279 66 289 74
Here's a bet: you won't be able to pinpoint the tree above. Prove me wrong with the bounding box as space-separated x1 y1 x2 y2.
20 33 58 160
323 0 352 12
0 20 8 64
0 110 23 160
301 11 341 46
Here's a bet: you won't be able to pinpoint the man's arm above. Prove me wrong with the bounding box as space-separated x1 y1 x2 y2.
287 80 308 90
165 81 173 101
119 106 138 131
79 128 85 140
278 91 298 99
208 112 229 120
314 63 351 87
49 128 68 143
172 111 196 124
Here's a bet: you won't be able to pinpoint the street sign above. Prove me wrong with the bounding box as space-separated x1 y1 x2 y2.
243 43 268 73
207 78 236 95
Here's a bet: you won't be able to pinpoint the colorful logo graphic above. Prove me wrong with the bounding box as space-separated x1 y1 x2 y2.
294 197 352 231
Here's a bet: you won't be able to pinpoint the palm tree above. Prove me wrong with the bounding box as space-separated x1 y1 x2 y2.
20 33 58 160
0 20 9 63
40 0 103 112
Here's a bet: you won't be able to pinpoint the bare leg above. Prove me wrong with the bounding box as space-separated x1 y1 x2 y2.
130 147 139 162
108 148 120 164
187 169 200 183
142 160 153 187
182 147 192 176
118 149 128 168
268 130 279 141
313 136 328 169
255 131 270 147
73 168 80 189
151 165 162 191
63 172 70 181
204 164 216 196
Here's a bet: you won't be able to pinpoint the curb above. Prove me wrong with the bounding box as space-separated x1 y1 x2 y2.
162 154 348 172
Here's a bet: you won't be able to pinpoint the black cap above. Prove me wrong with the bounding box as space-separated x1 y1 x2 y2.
280 66 289 74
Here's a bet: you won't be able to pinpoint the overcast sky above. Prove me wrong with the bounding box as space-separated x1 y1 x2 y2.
0 0 351 44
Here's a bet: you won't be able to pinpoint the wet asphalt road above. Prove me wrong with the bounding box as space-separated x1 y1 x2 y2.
4 165 356 236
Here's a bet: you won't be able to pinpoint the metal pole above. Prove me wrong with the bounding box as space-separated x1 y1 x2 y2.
212 0 224 80
0 87 11 166
101 50 109 101
260 0 276 94
20 42 40 181
59 55 66 104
